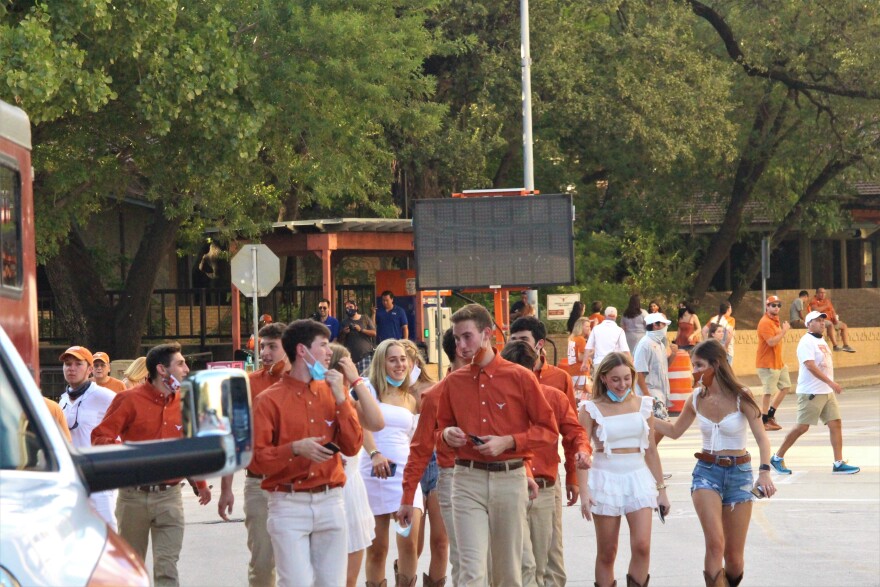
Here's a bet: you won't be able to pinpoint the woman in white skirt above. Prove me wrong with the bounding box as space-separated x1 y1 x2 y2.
360 340 422 587
578 352 670 587
329 344 387 587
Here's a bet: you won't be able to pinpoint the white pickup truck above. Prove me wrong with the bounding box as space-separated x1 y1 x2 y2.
0 326 253 586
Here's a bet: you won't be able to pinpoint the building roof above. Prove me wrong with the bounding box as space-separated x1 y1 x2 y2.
270 218 412 234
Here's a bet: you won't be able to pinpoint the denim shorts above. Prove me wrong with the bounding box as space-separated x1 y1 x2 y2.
691 458 754 506
420 452 439 495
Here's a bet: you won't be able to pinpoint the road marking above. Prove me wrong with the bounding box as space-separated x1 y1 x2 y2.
772 471 806 484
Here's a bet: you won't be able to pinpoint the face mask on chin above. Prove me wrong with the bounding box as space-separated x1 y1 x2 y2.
385 375 405 388
305 349 327 381
647 328 667 342
471 333 490 365
694 366 715 388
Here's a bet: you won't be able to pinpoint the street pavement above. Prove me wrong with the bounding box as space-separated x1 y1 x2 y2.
162 386 880 586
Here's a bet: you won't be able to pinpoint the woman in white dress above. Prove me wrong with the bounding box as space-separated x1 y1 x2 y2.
329 344 387 587
578 352 670 587
360 340 422 587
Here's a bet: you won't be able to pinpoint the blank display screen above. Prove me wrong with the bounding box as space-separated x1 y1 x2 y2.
413 194 575 290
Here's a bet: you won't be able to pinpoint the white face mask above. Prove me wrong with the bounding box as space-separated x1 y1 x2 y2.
648 326 668 341
409 365 421 385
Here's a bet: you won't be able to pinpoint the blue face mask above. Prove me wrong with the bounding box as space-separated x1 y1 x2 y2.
385 375 405 388
607 387 632 403
305 349 327 381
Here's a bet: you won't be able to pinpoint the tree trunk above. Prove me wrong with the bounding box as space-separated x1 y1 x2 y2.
728 145 872 308
44 207 181 358
689 89 791 306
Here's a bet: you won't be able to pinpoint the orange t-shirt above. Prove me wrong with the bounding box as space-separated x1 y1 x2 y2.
44 398 72 442
588 313 605 327
98 377 126 393
810 297 837 324
756 314 784 370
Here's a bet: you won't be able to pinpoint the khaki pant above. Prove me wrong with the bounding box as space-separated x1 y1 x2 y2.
244 476 275 587
544 482 566 587
522 484 555 586
116 485 185 587
437 467 459 586
453 463 528 587
266 488 347 587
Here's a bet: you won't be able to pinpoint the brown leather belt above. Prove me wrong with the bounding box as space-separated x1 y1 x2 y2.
271 483 336 494
694 452 750 467
454 459 524 473
245 469 264 479
135 483 180 493
534 477 556 489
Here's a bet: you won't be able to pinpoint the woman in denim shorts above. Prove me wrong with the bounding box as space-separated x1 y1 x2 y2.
654 340 777 587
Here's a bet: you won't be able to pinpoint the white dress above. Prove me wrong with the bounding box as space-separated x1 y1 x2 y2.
359 384 424 516
343 452 376 553
579 396 658 516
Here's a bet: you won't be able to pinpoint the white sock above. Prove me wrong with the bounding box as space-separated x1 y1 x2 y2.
834 460 844 466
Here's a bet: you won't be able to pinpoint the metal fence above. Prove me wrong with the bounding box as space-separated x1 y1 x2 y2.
38 284 376 346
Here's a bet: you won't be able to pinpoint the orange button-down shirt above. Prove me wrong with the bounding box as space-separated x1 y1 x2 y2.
99 377 127 393
436 351 558 462
249 361 290 397
528 384 590 487
91 381 205 487
756 314 784 370
251 376 363 492
537 358 576 412
401 382 455 506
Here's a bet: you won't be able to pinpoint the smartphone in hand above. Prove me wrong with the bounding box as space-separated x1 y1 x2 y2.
469 434 485 445
656 506 666 524
370 462 398 477
750 485 766 499
323 442 341 454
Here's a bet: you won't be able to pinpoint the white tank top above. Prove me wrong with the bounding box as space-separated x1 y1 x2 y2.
579 397 653 456
693 392 749 452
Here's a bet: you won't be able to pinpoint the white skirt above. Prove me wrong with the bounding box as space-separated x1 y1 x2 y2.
344 453 376 553
589 452 658 516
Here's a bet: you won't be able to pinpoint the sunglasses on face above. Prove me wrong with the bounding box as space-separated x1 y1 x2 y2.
768 303 782 308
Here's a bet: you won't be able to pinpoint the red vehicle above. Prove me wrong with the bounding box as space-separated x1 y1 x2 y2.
0 99 38 381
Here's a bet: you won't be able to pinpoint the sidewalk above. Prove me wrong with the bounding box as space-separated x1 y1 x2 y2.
739 363 880 392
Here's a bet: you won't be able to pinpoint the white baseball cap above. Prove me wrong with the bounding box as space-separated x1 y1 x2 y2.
645 312 671 326
805 310 827 325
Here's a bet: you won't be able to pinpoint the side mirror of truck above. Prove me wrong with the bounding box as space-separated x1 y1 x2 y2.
72 369 253 494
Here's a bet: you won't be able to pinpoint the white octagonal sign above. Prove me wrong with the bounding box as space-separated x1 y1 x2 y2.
230 244 280 297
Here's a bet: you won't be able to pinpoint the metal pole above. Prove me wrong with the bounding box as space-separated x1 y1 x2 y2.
251 246 261 370
761 237 770 306
436 290 444 378
521 0 535 192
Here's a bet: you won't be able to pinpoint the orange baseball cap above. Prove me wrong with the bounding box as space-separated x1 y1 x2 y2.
93 352 111 364
59 346 94 365
766 295 782 305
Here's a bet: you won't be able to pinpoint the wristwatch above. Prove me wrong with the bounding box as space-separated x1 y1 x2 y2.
759 464 771 471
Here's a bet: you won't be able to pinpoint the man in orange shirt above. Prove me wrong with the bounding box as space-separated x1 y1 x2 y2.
810 287 855 352
92 352 126 392
92 343 212 587
756 296 791 431
436 303 559 587
398 329 467 587
510 316 577 411
217 322 290 587
501 340 590 587
250 319 363 587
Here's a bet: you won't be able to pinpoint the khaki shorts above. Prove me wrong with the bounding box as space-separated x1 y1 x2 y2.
756 367 791 395
796 392 841 426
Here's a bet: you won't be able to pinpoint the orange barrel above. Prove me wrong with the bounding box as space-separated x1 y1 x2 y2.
667 349 694 415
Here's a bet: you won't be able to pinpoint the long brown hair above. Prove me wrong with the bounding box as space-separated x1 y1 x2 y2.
693 340 760 418
590 352 636 403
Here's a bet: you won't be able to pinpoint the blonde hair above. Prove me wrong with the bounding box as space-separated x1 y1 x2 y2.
367 339 412 399
590 352 636 402
569 316 590 340
397 339 435 384
123 357 148 388
328 343 351 371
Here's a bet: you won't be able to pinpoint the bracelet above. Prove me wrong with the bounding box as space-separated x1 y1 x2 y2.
656 483 667 490
369 449 381 458
351 377 365 388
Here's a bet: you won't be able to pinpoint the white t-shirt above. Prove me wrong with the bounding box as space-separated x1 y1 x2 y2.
585 320 630 366
796 333 834 395
59 382 117 448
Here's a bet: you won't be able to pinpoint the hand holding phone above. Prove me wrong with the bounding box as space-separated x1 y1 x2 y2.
323 442 341 454
656 505 667 524
469 434 485 445
750 484 766 499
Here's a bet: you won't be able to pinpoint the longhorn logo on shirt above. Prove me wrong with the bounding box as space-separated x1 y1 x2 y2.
496 402 506 410
175 425 182 431
325 419 335 427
